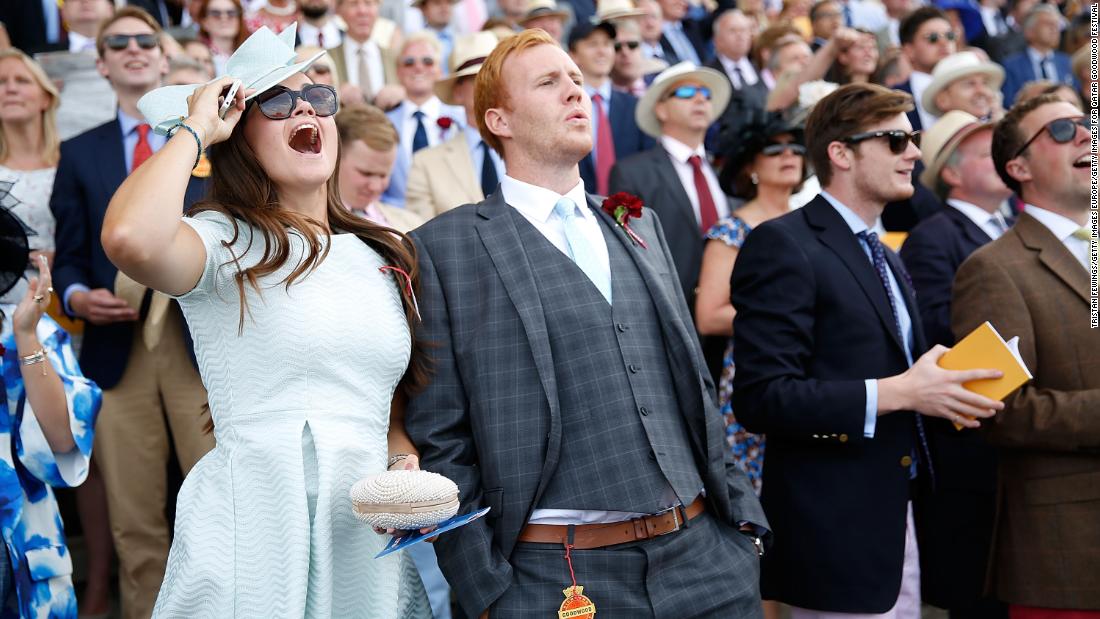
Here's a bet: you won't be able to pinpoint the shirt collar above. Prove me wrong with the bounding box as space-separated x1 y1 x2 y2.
821 190 871 235
500 174 589 224
947 199 1001 229
585 81 613 103
406 96 443 120
117 108 145 135
1025 203 1086 241
463 123 483 151
1026 46 1051 62
660 135 705 163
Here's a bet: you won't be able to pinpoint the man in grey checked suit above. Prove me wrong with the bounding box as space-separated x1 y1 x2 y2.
405 29 769 619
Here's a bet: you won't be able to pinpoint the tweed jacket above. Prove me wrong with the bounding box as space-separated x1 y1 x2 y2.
951 211 1100 609
404 132 483 221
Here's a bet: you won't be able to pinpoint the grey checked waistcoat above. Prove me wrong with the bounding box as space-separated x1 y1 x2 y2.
509 208 704 514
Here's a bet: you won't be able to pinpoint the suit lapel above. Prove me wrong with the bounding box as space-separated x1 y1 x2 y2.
474 194 563 503
441 133 481 201
1016 212 1090 303
96 120 127 209
805 196 907 354
648 147 699 235
945 205 993 249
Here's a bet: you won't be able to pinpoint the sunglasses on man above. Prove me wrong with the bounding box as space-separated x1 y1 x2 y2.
400 56 436 67
922 30 957 44
104 33 159 51
614 41 641 52
664 85 712 101
841 129 921 154
251 84 339 120
1012 116 1090 158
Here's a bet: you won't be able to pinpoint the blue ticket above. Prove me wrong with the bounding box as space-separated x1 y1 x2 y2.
374 507 492 558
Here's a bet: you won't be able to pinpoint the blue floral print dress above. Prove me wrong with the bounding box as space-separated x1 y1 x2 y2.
0 309 100 618
704 217 765 495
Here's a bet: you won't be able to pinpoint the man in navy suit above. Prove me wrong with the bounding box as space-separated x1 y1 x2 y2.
49 8 212 618
656 0 710 65
1000 4 1078 106
730 83 1003 617
900 111 1011 619
568 20 654 195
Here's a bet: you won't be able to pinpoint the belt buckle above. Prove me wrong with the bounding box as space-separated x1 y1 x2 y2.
652 503 684 536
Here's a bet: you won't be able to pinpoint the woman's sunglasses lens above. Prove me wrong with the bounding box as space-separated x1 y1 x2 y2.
305 86 338 116
259 90 294 118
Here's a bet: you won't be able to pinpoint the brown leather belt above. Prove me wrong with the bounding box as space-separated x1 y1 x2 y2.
516 497 706 550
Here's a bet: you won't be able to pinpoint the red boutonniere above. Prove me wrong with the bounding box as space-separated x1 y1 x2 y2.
437 116 455 139
602 192 648 249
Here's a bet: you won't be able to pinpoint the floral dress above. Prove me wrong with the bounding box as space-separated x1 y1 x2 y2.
0 311 100 618
704 216 765 495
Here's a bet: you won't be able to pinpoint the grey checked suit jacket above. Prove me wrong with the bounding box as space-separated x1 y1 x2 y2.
406 191 768 618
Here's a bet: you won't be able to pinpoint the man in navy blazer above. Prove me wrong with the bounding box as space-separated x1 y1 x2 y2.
569 21 654 195
49 9 213 618
730 84 1003 616
899 111 1012 619
999 4 1077 105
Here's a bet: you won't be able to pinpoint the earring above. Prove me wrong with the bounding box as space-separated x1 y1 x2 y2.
750 172 759 185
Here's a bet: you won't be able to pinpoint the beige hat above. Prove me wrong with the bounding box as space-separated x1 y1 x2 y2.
411 0 460 7
596 0 646 22
635 61 730 138
433 31 499 105
519 0 571 25
921 51 1005 117
919 110 993 189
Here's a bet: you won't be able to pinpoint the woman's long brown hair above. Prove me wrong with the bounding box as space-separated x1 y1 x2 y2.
190 110 431 406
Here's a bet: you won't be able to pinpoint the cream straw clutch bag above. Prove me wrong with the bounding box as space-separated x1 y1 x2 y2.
350 470 460 530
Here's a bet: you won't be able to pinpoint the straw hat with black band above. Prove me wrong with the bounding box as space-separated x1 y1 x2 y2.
635 61 730 139
434 31 499 106
920 51 1005 118
918 110 992 194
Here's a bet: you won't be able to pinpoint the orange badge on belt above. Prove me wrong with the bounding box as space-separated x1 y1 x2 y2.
557 585 595 619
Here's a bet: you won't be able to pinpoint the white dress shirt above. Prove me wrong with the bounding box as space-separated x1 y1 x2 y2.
394 97 462 160
660 136 729 227
909 70 936 130
1025 204 1092 269
342 37 386 95
298 19 343 49
717 54 759 89
947 199 1009 241
1026 46 1062 83
68 31 97 53
462 123 505 182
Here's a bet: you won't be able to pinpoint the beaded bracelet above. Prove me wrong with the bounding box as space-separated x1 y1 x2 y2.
19 349 48 376
168 122 204 170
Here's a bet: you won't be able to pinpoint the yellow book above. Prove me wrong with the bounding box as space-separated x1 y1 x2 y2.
881 232 908 252
938 321 1033 430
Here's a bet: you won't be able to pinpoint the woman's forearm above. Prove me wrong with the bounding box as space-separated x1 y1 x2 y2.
387 395 420 463
14 333 75 454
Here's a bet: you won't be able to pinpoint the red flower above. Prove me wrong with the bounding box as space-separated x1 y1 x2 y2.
437 116 454 130
601 192 648 249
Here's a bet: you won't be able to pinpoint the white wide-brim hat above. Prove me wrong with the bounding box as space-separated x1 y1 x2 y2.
636 62 730 138
921 51 1005 118
596 0 647 21
434 31 500 106
138 23 326 135
919 110 992 189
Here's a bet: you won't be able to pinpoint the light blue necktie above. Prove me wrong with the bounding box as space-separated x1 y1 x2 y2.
553 198 612 304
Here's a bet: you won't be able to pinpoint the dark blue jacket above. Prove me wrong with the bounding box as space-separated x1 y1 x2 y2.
578 90 653 194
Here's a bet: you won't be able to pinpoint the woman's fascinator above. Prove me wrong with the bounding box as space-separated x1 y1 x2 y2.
717 111 806 198
138 23 326 135
0 182 32 298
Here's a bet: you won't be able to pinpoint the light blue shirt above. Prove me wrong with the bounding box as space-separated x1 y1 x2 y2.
462 124 505 183
584 82 613 163
432 27 456 76
42 0 61 44
821 191 915 439
660 21 700 65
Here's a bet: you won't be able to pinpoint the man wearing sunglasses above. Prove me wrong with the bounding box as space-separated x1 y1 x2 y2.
50 7 213 619
730 83 1005 618
999 4 1078 106
952 94 1100 618
897 6 957 132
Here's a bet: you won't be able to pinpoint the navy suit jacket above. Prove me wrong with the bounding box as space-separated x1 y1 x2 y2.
658 19 711 65
900 204 1005 609
893 80 922 132
731 195 930 613
1001 49 1077 106
578 91 654 193
50 119 206 389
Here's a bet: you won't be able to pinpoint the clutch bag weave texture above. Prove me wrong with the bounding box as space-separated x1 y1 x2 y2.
350 470 460 530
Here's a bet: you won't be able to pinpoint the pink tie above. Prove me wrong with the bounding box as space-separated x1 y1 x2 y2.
592 93 616 196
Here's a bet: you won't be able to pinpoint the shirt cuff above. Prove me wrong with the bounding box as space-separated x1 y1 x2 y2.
63 283 90 318
864 379 878 438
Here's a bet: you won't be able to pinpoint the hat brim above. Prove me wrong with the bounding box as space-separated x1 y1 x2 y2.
718 124 806 198
921 64 1005 117
598 8 648 20
520 9 571 24
920 120 992 188
636 67 731 139
434 64 482 105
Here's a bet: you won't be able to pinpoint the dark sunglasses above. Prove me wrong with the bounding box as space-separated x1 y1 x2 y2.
922 30 957 43
614 40 641 52
1013 116 1090 158
664 85 712 101
206 8 240 18
252 84 339 120
104 33 159 51
761 142 806 156
400 56 436 67
842 129 921 154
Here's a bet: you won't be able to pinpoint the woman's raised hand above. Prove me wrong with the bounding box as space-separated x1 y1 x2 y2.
184 76 253 147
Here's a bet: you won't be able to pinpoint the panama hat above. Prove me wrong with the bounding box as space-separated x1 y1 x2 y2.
635 62 730 138
919 110 992 189
138 23 326 135
920 51 1005 118
519 0 571 25
596 0 646 22
433 31 499 105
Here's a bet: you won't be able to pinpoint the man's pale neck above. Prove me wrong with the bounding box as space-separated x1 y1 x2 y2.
116 88 155 120
662 127 704 151
823 183 883 228
506 156 581 196
950 190 1005 214
583 74 610 91
1025 192 1089 225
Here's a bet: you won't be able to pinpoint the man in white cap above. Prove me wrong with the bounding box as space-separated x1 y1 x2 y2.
609 62 731 310
406 31 504 219
899 109 1012 619
921 51 1005 123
